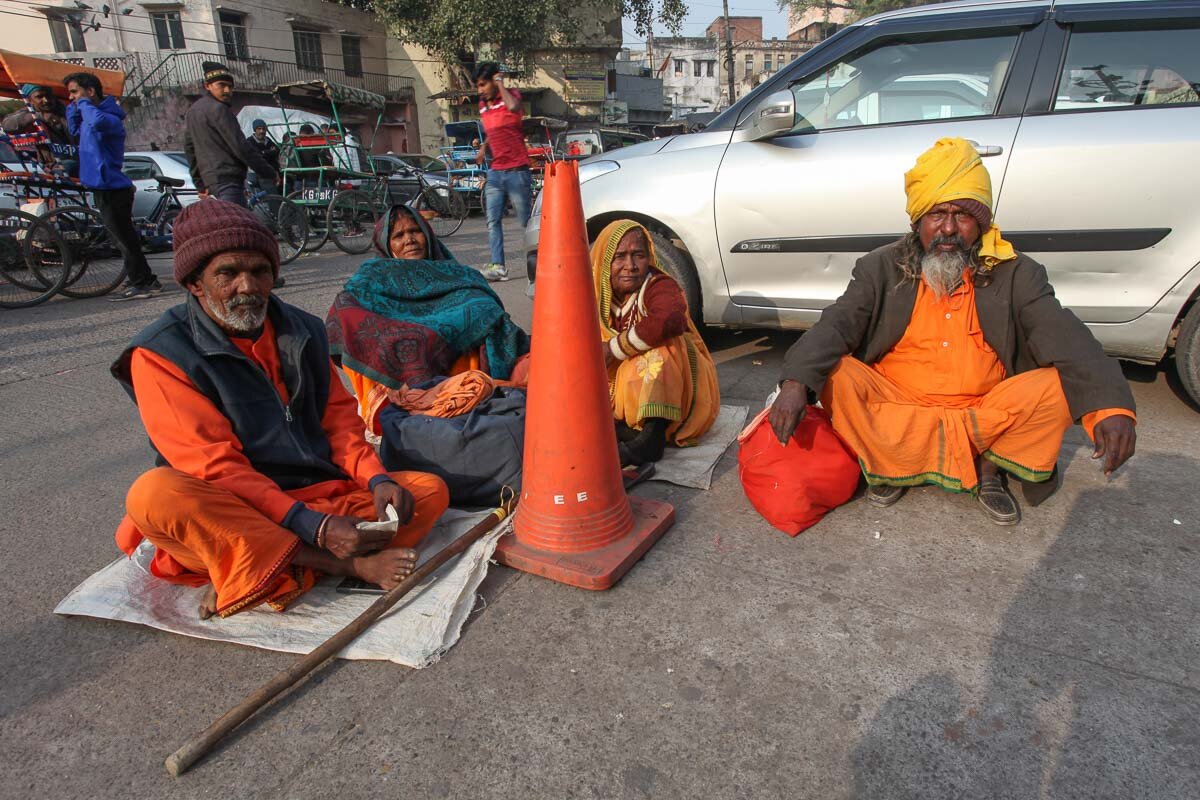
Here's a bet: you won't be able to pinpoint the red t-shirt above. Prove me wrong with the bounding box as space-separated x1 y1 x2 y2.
479 89 529 170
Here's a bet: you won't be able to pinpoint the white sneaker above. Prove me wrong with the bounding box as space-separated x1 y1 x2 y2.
481 263 509 282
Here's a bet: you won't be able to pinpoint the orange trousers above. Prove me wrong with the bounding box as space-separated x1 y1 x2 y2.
821 357 1073 493
123 467 450 617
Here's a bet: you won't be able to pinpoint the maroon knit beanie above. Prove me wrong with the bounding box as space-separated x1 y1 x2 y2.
172 198 280 285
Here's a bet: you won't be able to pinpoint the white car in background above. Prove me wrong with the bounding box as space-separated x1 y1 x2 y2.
122 151 199 220
526 0 1200 406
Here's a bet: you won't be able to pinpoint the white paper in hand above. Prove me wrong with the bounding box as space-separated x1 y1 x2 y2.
356 503 400 533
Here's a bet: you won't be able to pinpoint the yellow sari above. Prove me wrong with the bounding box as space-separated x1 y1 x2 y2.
590 220 720 446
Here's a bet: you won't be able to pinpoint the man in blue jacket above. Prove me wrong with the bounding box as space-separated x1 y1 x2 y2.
64 72 160 301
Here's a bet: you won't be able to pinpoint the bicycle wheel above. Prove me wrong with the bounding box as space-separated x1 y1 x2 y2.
251 194 308 266
327 190 377 255
287 190 328 252
155 206 181 240
0 209 70 309
414 185 467 238
49 205 129 298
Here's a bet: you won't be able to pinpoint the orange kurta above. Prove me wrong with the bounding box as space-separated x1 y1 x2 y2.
116 318 449 616
821 279 1134 492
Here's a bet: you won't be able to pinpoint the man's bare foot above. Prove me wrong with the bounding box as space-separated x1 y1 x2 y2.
199 584 218 620
353 548 418 590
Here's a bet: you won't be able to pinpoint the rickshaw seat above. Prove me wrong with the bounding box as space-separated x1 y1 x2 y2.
154 175 185 188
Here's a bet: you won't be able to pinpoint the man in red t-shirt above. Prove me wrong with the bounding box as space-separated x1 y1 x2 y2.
473 62 531 283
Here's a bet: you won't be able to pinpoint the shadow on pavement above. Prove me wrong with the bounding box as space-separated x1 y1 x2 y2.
851 452 1200 798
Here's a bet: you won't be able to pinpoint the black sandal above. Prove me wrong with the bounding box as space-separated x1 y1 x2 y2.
866 484 906 508
976 473 1021 526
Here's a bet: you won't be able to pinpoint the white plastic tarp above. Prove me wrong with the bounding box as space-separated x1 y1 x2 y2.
54 509 507 668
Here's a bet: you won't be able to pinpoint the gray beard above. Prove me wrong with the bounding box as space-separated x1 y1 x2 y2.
920 250 969 299
206 287 268 333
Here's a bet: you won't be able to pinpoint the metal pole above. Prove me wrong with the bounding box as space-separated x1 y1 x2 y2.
722 1 736 108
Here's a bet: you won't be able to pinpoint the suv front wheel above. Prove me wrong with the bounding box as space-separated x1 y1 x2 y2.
1175 302 1200 407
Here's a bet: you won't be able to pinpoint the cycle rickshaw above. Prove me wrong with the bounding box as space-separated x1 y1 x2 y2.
0 51 127 308
274 81 391 254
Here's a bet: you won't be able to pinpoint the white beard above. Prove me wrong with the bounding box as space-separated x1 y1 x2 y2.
920 250 969 299
206 287 268 333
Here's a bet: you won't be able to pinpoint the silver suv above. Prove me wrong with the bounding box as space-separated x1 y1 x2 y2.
525 0 1200 404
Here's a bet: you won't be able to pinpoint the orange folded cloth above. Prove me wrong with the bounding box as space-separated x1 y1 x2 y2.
389 370 495 419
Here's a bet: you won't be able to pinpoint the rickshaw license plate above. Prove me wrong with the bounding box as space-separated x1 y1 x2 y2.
302 188 335 202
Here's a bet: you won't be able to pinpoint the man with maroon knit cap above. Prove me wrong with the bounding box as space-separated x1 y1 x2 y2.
111 199 448 619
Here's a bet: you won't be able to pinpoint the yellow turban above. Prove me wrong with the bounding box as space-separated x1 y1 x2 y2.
904 137 1015 268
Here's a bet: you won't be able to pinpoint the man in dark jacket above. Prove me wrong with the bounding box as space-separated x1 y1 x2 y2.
768 138 1136 526
111 199 448 619
245 118 279 194
183 62 277 207
63 72 159 300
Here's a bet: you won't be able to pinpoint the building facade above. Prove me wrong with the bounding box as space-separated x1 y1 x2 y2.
788 4 852 43
0 0 415 152
630 36 721 117
705 16 813 107
611 51 670 130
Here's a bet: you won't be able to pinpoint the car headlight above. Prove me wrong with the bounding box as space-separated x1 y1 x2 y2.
578 160 619 184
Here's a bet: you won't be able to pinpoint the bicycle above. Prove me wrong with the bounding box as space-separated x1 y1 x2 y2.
246 187 308 266
139 177 308 267
0 207 71 309
408 167 468 238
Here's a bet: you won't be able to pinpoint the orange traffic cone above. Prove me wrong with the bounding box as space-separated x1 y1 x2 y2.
494 160 675 590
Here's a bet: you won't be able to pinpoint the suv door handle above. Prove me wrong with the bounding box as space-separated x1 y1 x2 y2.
966 140 1004 157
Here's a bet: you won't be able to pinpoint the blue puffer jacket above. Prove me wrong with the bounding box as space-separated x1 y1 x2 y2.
65 96 132 191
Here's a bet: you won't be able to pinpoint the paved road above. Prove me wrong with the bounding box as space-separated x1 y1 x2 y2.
3 216 1199 798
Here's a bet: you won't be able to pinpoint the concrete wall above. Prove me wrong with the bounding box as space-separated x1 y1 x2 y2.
706 16 763 42
386 38 458 154
0 2 56 53
787 5 851 42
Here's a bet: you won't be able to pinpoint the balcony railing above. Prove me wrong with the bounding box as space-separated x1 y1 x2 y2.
44 50 413 102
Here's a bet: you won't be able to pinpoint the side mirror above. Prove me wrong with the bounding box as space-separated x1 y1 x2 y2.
746 90 795 142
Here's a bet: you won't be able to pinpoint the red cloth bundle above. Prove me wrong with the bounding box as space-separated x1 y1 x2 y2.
737 405 861 536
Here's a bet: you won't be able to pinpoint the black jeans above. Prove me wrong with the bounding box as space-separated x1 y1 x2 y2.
93 186 155 288
210 182 248 207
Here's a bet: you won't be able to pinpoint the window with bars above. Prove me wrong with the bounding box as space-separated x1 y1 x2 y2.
47 13 86 53
674 59 685 77
151 11 186 50
341 34 362 77
693 60 703 78
744 53 754 77
219 11 248 61
764 54 772 73
294 30 324 72
706 60 715 78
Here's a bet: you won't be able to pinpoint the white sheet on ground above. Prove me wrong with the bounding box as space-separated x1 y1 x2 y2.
651 404 748 490
53 509 507 667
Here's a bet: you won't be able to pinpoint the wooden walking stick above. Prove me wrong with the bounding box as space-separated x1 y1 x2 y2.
164 504 513 777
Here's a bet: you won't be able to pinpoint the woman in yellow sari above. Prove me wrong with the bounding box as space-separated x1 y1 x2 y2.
591 219 720 465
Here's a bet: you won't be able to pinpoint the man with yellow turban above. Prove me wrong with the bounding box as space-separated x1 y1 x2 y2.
767 138 1136 526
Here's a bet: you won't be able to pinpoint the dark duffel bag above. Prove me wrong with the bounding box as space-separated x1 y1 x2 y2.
378 385 525 507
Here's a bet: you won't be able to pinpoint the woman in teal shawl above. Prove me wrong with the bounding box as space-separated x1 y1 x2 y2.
326 205 530 400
